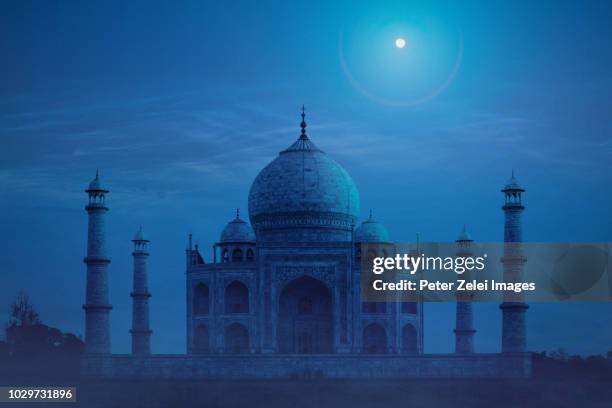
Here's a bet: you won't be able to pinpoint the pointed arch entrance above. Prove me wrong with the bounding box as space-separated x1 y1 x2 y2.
278 276 333 353
402 323 418 354
225 322 249 354
362 323 387 354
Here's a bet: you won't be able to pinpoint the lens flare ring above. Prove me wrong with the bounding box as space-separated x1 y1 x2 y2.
338 31 463 108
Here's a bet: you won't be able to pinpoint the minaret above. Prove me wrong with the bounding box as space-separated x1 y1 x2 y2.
131 226 152 355
500 171 529 353
83 170 112 354
454 225 476 354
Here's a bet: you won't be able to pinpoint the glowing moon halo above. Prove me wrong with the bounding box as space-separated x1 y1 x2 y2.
338 30 464 107
395 37 406 48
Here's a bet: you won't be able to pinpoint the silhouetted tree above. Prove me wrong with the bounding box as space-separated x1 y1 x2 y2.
8 291 40 328
549 348 568 361
5 291 83 355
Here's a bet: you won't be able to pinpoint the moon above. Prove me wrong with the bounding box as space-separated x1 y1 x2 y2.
395 37 406 49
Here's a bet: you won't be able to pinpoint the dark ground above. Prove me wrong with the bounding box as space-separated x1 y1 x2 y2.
1 355 611 407
70 377 611 408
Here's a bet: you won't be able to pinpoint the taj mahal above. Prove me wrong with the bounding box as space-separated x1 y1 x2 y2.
81 109 532 379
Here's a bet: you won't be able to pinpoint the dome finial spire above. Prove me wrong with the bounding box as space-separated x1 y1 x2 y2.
236 208 240 219
299 104 308 140
132 224 147 242
502 169 524 192
457 224 472 242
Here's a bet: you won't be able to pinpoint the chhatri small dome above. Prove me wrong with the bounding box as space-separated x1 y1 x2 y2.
502 171 524 192
248 107 360 234
133 225 148 242
456 225 472 242
355 210 389 242
87 170 108 192
220 210 255 243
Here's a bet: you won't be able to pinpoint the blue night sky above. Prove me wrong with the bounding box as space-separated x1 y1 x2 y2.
1 0 611 354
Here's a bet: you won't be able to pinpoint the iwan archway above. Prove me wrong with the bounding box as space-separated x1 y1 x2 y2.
277 276 333 353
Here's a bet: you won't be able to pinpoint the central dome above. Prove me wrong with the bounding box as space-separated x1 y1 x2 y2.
248 109 360 241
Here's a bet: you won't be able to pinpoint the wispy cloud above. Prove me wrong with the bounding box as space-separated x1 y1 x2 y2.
2 83 611 220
